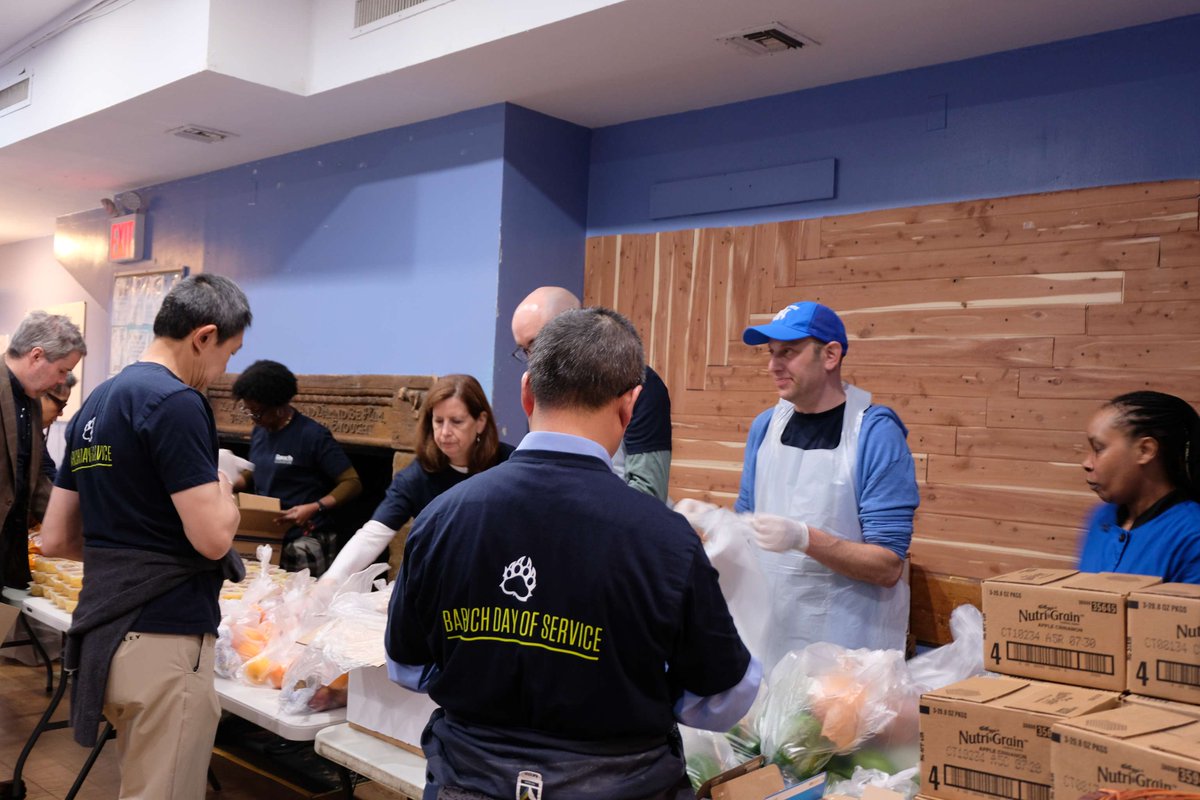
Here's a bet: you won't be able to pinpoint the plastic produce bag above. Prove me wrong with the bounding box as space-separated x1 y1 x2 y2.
827 766 919 800
674 500 770 660
278 563 390 714
680 726 740 791
758 643 906 781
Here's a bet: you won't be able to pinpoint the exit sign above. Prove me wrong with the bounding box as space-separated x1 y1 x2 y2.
108 213 145 263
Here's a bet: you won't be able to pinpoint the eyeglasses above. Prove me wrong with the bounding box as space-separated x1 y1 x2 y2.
45 394 68 412
511 345 531 364
235 400 264 422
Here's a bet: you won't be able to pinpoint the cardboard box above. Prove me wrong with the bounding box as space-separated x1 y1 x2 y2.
346 664 439 754
236 493 284 538
711 764 785 800
1127 582 1200 704
920 675 1120 800
1051 704 1200 798
982 569 1160 690
1122 693 1200 721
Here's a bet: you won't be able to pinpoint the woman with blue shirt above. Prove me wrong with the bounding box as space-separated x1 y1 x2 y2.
1078 391 1200 584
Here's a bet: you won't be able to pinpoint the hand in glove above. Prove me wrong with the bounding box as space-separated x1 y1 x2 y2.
218 448 253 483
672 498 719 541
748 513 810 553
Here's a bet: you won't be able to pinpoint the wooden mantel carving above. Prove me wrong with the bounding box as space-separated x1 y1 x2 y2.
208 373 436 451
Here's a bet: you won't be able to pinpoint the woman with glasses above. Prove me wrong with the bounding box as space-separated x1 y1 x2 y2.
321 373 513 585
231 360 362 576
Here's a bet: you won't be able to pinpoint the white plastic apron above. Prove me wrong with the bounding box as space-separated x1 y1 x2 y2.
754 384 909 666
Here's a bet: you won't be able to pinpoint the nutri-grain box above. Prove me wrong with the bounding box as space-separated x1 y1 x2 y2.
920 676 1120 800
1126 582 1200 704
982 569 1160 691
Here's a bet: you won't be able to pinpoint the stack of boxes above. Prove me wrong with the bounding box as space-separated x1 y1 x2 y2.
919 569 1200 800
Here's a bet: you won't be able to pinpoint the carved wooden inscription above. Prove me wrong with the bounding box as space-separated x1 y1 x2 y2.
208 373 436 451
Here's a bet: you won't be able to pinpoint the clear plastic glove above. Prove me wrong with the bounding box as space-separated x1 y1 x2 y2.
749 513 810 553
673 498 720 540
218 448 253 482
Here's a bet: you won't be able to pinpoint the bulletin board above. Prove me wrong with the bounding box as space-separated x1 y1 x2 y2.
109 268 185 376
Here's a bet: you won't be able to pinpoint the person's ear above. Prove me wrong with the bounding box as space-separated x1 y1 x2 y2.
822 341 843 371
192 324 219 351
1133 435 1159 466
618 385 642 429
475 410 488 436
520 373 534 417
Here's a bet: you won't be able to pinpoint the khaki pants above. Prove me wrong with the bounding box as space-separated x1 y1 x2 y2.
103 632 220 800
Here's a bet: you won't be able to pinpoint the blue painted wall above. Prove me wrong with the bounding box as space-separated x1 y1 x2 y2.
491 105 591 439
587 14 1200 234
141 104 509 389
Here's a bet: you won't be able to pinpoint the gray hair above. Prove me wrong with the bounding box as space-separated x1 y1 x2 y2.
153 274 252 343
527 307 645 411
7 311 87 361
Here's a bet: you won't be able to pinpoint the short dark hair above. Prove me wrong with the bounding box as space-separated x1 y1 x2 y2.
1108 391 1200 502
527 307 645 411
7 311 87 360
232 360 298 407
416 374 501 474
153 274 252 343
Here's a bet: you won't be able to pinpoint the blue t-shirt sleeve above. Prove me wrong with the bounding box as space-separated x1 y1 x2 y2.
371 461 422 529
735 410 772 513
856 406 919 559
141 390 219 494
624 367 672 455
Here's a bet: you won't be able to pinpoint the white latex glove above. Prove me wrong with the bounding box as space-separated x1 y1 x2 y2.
748 513 810 553
672 498 720 540
320 519 398 586
218 448 253 482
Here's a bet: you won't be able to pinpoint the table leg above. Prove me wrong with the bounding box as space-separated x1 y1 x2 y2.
63 722 114 800
336 764 355 799
0 663 73 799
18 615 54 694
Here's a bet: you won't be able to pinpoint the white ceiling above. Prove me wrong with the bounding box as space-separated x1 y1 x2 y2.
1 0 1199 245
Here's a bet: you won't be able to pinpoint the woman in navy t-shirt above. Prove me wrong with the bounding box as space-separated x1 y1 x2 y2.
1078 390 1200 584
322 373 512 585
231 360 362 575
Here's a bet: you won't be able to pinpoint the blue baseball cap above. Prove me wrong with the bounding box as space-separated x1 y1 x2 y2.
742 301 848 351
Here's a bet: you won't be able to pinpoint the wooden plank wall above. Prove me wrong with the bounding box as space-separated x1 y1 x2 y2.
583 179 1200 643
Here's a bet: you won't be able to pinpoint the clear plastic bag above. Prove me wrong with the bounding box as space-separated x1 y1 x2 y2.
680 726 740 791
827 766 920 800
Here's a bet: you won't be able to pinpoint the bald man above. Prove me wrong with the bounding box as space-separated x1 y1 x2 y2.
512 287 673 501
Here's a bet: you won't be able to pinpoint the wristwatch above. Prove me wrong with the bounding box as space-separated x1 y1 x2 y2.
315 500 327 513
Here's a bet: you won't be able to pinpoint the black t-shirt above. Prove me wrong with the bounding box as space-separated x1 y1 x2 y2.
624 366 672 455
57 362 223 634
372 443 514 530
780 402 846 450
248 412 352 535
387 448 749 742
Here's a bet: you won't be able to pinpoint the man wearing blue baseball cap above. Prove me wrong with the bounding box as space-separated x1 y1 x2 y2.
691 301 918 663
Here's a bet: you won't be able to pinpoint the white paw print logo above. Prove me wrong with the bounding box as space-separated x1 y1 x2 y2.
500 556 537 603
82 417 96 442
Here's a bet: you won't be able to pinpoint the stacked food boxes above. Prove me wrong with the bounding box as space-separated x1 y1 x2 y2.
920 569 1200 800
28 555 83 612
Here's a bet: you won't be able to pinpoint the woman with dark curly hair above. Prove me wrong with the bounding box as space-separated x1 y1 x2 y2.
321 373 512 585
1079 390 1200 583
231 359 362 575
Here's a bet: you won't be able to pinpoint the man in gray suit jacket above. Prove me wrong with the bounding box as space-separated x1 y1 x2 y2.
2 311 85 589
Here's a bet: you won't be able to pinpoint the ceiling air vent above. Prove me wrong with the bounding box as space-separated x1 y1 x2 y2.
354 0 454 30
719 22 818 56
0 76 31 118
167 125 238 144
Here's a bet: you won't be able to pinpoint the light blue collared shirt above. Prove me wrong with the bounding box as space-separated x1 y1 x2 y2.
516 430 613 468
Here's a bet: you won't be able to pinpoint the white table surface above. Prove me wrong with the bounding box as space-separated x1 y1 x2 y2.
314 722 426 799
20 595 73 633
214 675 346 741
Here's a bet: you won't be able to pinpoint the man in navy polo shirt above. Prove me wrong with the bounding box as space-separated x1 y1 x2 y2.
512 286 673 501
42 274 251 800
389 307 759 800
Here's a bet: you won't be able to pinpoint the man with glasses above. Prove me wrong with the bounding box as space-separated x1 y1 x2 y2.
40 372 78 478
389 307 758 799
2 311 86 590
511 286 673 501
